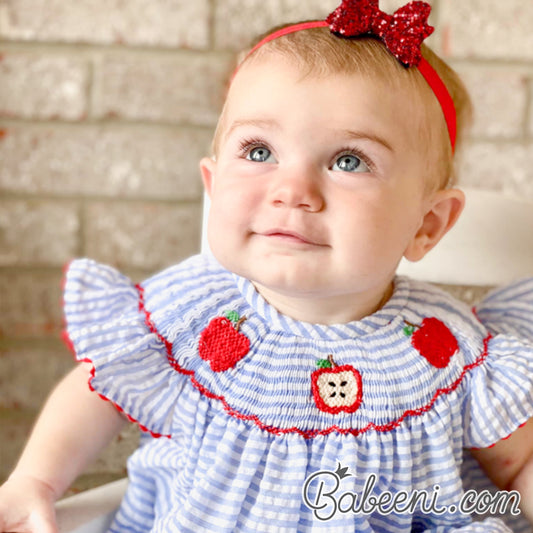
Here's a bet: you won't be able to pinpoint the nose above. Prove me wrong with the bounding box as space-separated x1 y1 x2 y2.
268 164 324 212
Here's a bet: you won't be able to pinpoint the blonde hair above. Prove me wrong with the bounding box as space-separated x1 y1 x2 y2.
213 25 472 189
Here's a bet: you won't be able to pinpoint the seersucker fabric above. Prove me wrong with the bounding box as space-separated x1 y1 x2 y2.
63 254 533 532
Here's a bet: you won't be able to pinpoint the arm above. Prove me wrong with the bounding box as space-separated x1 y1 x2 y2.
509 454 533 523
0 363 127 533
470 418 533 522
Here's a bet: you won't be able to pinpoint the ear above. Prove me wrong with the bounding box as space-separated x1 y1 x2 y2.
404 188 465 262
199 157 217 197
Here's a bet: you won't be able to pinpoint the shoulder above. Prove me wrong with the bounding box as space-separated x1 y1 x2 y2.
143 253 231 291
475 277 533 339
401 276 487 348
140 254 238 315
64 253 234 329
404 277 476 317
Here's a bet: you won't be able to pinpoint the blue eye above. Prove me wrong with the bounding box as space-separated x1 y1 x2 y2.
332 154 370 173
247 146 275 163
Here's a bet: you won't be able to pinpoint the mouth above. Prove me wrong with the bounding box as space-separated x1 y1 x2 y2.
259 229 326 247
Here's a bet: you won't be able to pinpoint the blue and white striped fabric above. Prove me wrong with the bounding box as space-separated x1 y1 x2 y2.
63 255 533 533
475 278 533 340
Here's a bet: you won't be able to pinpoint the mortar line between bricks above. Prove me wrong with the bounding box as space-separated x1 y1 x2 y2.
467 136 533 145
432 0 441 35
207 0 216 51
0 264 155 279
0 264 65 273
0 192 203 205
0 39 243 57
0 336 67 351
523 80 533 140
78 200 87 257
448 58 533 71
86 51 95 120
0 117 218 133
0 40 230 57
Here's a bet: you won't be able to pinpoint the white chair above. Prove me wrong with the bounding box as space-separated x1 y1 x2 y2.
55 479 128 533
397 188 533 286
55 188 533 532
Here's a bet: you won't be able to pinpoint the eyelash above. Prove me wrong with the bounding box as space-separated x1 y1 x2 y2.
238 137 270 158
237 138 375 173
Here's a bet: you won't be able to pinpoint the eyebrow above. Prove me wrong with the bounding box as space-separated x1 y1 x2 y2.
341 129 395 153
223 118 281 142
223 119 394 153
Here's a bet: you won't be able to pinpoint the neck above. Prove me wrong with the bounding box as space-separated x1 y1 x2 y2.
252 281 394 325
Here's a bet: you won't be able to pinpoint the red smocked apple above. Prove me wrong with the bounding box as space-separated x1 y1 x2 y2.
404 317 458 368
199 310 250 372
311 355 363 414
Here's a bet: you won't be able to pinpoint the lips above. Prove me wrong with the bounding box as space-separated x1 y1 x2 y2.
259 228 326 246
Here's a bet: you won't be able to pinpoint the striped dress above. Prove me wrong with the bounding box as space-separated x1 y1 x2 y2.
63 254 533 532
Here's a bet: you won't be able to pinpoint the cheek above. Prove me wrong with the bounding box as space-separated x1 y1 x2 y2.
212 177 266 224
372 204 421 247
332 201 414 260
206 185 257 246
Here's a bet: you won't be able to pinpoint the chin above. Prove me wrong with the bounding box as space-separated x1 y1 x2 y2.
209 248 260 284
210 246 334 295
251 268 328 297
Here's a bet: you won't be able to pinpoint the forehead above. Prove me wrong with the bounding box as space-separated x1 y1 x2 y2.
221 54 424 151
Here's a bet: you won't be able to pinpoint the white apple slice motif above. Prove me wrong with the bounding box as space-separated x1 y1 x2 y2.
311 355 363 414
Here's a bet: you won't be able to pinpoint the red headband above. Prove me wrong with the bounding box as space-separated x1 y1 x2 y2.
240 0 456 152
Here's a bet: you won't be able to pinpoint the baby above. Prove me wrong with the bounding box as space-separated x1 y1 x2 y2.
1 1 533 532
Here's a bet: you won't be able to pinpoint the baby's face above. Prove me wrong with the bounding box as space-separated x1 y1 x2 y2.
201 54 436 319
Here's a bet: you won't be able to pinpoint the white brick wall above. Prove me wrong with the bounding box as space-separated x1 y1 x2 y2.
0 270 64 338
0 53 89 120
439 0 533 60
460 141 533 196
84 201 202 270
0 199 79 266
0 125 210 199
0 0 532 488
93 53 233 125
1 0 211 48
214 0 338 50
456 66 529 139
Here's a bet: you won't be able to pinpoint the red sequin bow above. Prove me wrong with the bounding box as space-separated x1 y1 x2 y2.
326 0 434 67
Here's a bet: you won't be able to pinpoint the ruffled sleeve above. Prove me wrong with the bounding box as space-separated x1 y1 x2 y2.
63 258 186 438
462 331 533 449
462 278 533 448
462 277 533 447
474 277 533 340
